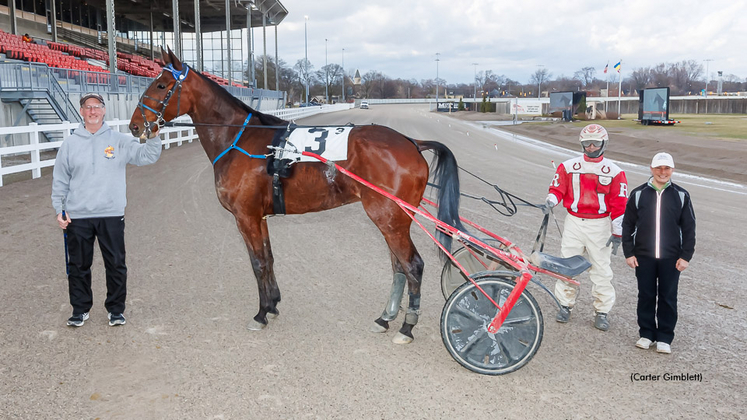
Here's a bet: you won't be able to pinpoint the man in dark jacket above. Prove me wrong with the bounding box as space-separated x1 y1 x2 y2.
622 152 696 354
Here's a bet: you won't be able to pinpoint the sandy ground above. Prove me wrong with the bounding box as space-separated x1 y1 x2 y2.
1 105 745 419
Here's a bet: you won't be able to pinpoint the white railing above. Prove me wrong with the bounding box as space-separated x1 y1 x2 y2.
266 103 354 120
0 117 197 187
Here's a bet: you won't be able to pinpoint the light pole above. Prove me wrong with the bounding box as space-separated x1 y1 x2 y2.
325 38 328 104
472 62 478 110
304 15 309 104
537 64 544 98
435 52 440 109
704 58 713 113
341 48 345 102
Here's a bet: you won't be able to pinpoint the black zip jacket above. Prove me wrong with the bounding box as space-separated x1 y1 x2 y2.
622 180 696 261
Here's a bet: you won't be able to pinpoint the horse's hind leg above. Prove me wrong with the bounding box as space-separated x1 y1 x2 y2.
371 254 408 333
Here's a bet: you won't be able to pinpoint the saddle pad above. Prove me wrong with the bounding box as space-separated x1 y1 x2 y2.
283 126 353 162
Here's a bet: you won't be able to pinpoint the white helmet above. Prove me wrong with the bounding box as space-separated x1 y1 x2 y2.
579 124 608 158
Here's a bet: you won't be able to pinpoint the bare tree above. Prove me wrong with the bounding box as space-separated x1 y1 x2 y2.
529 68 552 96
573 67 596 87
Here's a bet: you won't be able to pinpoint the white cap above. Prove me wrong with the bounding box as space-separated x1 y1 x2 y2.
651 152 675 168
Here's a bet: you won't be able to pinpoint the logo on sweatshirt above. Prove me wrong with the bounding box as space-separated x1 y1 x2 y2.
104 146 115 159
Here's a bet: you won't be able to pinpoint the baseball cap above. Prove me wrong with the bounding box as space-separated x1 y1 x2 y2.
651 152 675 168
79 93 105 106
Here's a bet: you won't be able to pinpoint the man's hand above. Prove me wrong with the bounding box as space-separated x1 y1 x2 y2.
541 197 555 215
676 258 689 272
57 212 71 229
606 235 622 255
626 256 638 269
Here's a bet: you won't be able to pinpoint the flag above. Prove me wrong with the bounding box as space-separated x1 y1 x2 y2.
603 62 608 74
614 61 621 73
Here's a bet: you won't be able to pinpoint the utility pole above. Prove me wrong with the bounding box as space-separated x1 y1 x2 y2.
304 16 309 104
341 48 345 102
704 58 713 114
435 52 440 110
472 62 478 110
325 38 328 104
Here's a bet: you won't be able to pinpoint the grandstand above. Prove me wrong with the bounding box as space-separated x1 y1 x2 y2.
0 0 288 138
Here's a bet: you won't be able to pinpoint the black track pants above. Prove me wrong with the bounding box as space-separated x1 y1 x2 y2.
65 216 127 315
635 256 680 344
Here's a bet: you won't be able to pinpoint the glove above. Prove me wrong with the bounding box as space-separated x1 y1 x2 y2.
606 235 622 255
541 197 555 215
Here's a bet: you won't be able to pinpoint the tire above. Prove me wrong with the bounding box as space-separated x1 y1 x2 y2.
440 240 509 300
440 274 544 375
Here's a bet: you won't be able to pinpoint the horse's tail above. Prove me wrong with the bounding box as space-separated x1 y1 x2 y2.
412 139 465 259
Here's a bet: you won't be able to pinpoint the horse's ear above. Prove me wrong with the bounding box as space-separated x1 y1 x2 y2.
161 47 170 64
167 46 183 71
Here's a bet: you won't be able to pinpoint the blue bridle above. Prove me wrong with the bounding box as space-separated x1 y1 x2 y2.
137 63 190 136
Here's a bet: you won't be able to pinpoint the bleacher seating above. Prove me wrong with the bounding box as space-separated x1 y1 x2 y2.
1 29 249 88
0 29 166 80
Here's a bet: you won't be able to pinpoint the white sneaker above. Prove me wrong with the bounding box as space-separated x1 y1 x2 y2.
635 337 654 349
656 342 671 354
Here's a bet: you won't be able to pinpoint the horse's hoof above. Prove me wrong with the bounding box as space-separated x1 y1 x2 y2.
267 309 280 319
370 322 388 333
392 332 414 345
247 319 267 331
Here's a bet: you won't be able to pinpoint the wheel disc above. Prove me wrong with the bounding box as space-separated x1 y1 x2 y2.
441 276 544 375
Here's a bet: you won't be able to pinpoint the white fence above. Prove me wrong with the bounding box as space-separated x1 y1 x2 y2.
0 103 354 187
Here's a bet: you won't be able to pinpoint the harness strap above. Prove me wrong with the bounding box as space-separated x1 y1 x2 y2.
212 113 267 165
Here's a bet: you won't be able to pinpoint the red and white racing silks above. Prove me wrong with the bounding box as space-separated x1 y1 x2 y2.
546 154 628 235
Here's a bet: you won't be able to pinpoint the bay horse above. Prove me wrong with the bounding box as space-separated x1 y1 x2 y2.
129 49 464 344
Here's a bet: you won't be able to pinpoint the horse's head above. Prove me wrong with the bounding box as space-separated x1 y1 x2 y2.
129 47 193 138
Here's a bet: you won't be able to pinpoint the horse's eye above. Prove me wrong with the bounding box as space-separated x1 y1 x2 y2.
157 84 166 89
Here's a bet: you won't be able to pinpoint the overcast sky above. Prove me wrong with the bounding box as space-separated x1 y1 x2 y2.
266 0 746 85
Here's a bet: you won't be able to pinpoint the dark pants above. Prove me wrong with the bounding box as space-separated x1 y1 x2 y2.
65 216 127 315
635 256 680 344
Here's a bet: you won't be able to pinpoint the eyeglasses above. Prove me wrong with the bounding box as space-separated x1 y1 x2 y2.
581 140 603 148
83 105 105 111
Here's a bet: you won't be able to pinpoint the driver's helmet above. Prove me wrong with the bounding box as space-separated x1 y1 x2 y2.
579 124 608 158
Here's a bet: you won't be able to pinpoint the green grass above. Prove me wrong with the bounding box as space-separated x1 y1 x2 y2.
566 114 747 141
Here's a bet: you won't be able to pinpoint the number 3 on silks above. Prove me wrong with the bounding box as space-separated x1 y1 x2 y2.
305 128 328 155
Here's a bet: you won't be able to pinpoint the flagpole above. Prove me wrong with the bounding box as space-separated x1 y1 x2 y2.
605 61 609 112
617 60 622 119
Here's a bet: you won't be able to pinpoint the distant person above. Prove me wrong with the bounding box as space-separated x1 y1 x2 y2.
543 124 628 331
622 152 696 354
51 93 162 327
22 33 33 43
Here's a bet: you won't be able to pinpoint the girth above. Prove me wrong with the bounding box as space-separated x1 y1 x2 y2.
266 124 297 215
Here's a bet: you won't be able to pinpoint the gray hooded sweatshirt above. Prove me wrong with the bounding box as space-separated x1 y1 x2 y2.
51 122 162 218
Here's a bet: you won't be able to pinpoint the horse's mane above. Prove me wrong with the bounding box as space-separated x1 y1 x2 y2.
190 68 288 126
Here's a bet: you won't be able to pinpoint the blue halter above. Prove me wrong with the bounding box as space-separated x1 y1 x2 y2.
212 113 267 165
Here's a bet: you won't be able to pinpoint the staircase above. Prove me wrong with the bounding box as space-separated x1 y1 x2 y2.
0 62 82 142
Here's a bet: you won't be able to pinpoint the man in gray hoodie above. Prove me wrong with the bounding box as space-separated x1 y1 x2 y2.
52 93 162 327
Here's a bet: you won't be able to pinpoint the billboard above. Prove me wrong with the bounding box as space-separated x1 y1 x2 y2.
639 88 669 122
549 92 574 114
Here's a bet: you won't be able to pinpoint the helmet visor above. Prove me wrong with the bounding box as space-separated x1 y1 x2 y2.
581 140 604 149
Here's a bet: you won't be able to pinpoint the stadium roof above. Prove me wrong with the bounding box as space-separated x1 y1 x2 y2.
87 0 288 33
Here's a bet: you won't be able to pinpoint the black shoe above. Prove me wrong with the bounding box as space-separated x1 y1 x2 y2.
67 312 89 327
556 306 571 323
108 312 126 326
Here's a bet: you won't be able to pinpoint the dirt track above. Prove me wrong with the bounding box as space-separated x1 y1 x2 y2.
0 105 745 418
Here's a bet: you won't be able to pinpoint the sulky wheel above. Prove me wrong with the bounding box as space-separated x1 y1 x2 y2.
440 274 544 375
440 240 509 300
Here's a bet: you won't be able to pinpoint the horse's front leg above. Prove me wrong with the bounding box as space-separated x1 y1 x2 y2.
234 214 279 330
